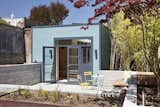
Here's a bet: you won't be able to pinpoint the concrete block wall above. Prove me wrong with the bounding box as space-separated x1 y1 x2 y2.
0 63 41 85
98 70 131 89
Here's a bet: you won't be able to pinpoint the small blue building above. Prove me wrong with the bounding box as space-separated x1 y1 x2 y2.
32 24 111 83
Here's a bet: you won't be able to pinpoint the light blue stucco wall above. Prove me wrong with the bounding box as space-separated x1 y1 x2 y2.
32 24 100 75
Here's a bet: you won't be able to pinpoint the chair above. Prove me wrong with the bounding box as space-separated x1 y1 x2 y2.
78 71 93 89
96 74 104 95
84 71 93 84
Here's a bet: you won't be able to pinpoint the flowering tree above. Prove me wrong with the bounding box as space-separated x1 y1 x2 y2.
69 0 160 24
69 0 160 96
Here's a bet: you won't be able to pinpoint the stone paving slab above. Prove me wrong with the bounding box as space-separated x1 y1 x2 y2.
0 83 99 95
29 83 98 95
0 84 20 93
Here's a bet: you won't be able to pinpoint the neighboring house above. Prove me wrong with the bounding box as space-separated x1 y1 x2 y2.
1 13 24 28
31 24 111 83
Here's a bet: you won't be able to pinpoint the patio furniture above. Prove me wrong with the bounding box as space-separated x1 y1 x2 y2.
78 72 97 89
84 71 93 84
96 74 128 99
96 74 104 95
77 75 89 89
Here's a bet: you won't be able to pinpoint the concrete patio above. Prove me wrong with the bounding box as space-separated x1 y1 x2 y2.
0 83 98 96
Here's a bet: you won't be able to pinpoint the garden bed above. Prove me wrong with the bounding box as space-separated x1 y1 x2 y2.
137 86 160 107
0 88 123 107
0 92 7 96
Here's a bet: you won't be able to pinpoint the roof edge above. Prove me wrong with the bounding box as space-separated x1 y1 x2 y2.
31 23 100 28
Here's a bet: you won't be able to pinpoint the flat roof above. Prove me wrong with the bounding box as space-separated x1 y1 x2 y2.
31 23 99 28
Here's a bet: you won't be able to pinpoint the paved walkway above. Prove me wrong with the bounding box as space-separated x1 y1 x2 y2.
0 84 20 93
0 83 98 95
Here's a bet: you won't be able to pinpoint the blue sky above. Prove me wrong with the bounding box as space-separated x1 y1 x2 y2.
0 0 97 24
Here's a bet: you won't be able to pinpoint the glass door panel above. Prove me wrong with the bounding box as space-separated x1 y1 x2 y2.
79 46 92 80
43 47 56 82
68 48 79 81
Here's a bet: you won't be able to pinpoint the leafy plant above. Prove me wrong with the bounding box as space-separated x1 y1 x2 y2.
37 88 49 99
76 94 80 102
23 90 31 98
17 86 23 96
50 89 61 102
37 88 43 97
51 95 57 103
26 2 69 27
0 19 7 25
43 91 49 99
66 93 73 103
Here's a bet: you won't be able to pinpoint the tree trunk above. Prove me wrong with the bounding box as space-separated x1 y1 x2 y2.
158 46 160 96
111 43 116 70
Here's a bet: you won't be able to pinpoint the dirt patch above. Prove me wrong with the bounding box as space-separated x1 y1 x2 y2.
137 86 160 107
0 89 123 107
0 92 7 96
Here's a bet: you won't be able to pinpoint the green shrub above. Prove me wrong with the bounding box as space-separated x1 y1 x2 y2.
57 90 61 100
23 90 31 98
43 91 49 99
66 93 73 103
37 88 49 99
50 89 61 103
37 88 43 97
51 94 57 103
17 86 23 95
76 94 80 102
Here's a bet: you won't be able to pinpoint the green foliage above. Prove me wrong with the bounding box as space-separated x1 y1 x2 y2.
139 11 160 71
111 11 142 70
110 9 160 72
76 94 80 102
26 2 69 27
66 93 73 103
37 88 43 97
51 91 59 103
50 88 61 103
30 5 50 25
37 88 49 99
43 91 49 99
23 90 31 98
17 86 23 96
49 2 69 24
0 19 7 25
51 95 57 103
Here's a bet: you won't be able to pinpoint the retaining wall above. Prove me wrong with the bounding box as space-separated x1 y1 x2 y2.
0 63 41 85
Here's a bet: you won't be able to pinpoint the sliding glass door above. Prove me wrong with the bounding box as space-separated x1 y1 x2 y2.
67 47 79 82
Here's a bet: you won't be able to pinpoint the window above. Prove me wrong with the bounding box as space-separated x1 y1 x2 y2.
55 39 91 46
82 47 90 64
